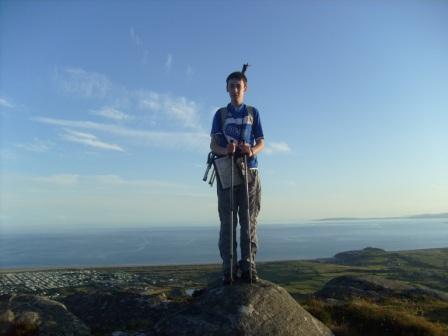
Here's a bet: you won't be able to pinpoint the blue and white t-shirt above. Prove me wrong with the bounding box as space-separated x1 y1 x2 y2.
210 103 264 168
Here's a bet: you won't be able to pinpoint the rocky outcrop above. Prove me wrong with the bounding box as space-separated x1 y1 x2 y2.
316 275 448 302
0 294 91 336
155 279 333 336
60 289 172 335
0 281 334 335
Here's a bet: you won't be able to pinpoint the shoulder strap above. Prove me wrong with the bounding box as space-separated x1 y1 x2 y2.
246 105 254 123
218 107 228 130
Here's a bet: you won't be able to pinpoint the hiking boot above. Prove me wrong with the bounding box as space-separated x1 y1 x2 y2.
222 274 234 285
241 271 259 284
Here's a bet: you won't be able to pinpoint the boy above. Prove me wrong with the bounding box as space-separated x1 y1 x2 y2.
210 65 265 284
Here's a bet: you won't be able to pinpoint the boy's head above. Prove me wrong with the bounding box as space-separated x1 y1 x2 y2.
226 64 249 85
226 64 249 106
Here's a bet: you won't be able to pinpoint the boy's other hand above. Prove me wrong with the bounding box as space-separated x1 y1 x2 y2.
227 142 236 155
239 142 252 157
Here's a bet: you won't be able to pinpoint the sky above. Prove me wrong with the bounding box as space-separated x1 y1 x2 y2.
1 0 447 232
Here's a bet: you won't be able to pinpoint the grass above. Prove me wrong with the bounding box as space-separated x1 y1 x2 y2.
304 298 448 336
259 247 448 336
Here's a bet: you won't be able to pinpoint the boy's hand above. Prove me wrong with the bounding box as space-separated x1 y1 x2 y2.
227 142 236 155
239 142 253 157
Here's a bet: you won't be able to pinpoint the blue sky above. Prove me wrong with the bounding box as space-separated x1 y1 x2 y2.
1 0 447 231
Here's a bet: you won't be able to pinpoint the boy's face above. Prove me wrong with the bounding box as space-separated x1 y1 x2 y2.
227 78 247 106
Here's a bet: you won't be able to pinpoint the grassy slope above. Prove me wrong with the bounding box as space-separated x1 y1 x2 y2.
256 247 448 336
257 247 448 295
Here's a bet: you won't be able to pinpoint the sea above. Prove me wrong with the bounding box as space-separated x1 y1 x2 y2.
1 218 447 269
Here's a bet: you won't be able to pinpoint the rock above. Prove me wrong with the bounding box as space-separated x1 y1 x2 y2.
60 289 173 335
316 275 448 302
154 279 333 336
0 294 91 336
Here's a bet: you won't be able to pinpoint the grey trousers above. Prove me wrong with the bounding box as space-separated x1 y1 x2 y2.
217 169 261 274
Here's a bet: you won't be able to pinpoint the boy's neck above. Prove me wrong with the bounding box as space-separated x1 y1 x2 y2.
231 102 244 109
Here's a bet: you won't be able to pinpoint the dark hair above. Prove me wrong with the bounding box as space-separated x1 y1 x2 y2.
226 63 249 84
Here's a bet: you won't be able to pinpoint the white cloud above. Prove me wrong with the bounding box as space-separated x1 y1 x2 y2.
164 96 200 129
15 138 52 153
54 68 203 130
0 97 14 108
165 53 173 71
142 50 149 65
48 68 208 150
139 91 162 111
91 106 133 121
61 128 125 152
265 141 292 155
55 67 112 99
129 27 151 66
91 174 192 190
137 91 201 130
130 27 143 46
33 174 80 186
186 65 194 77
11 173 204 196
33 117 209 152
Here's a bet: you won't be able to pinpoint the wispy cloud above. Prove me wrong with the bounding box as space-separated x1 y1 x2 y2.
130 27 143 46
91 106 133 121
165 53 173 71
34 117 209 152
186 65 194 77
16 173 203 195
142 50 149 65
33 174 80 186
61 128 125 152
47 68 208 151
54 67 202 130
92 174 193 190
15 138 52 153
137 91 201 130
129 27 150 65
265 141 292 155
0 97 14 108
54 67 112 99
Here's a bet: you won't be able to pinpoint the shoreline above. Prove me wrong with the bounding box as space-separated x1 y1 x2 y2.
2 245 447 274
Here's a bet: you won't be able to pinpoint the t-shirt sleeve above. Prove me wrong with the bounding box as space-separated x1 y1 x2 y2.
210 110 222 136
253 108 264 140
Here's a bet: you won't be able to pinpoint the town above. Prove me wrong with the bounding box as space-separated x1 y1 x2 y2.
0 269 179 296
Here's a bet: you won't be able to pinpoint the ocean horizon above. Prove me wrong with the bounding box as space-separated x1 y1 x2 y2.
1 218 447 270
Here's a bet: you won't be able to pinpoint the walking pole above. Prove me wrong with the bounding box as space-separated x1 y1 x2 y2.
243 144 253 284
229 141 234 284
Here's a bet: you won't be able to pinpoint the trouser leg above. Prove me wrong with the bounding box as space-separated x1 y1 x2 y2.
217 182 238 275
238 170 261 273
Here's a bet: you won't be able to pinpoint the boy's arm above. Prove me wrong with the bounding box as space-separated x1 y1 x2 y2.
251 138 265 157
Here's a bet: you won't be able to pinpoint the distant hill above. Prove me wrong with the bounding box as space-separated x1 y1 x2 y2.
317 212 448 221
